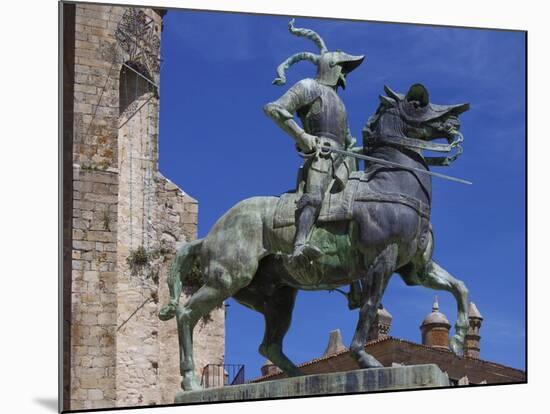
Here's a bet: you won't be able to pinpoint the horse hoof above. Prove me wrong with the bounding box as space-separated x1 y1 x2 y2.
363 360 383 369
181 376 202 391
285 367 305 377
158 303 177 321
356 353 383 369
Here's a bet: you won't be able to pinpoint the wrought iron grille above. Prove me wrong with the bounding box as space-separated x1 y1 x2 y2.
119 62 155 116
201 364 245 388
115 8 161 75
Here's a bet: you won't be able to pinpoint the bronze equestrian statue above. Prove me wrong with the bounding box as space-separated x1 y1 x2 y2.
159 20 470 393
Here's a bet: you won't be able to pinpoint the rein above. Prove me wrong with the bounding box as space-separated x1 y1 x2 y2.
364 131 464 167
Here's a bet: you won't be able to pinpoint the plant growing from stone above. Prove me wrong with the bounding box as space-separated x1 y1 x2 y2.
126 241 176 284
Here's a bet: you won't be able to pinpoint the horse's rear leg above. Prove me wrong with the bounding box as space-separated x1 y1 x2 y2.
404 260 469 356
258 285 302 377
233 258 302 378
177 262 254 391
350 244 398 368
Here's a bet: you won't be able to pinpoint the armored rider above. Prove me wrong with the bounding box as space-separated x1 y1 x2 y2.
264 19 364 264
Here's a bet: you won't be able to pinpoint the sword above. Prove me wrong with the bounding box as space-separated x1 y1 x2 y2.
321 146 473 185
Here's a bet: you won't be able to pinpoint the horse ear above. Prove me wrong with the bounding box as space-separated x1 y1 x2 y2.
379 94 396 107
405 83 430 107
383 85 404 101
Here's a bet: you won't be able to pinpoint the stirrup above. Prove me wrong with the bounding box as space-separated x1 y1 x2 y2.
293 243 323 260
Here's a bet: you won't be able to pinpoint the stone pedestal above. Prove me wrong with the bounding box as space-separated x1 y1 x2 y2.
174 364 449 404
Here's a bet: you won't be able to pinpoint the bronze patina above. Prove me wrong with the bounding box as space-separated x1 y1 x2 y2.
264 19 364 265
159 19 471 393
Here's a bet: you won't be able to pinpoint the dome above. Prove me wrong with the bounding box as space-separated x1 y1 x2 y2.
262 358 274 367
421 296 450 327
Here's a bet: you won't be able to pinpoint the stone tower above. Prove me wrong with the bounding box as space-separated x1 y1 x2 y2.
464 302 483 358
62 3 224 411
420 297 451 349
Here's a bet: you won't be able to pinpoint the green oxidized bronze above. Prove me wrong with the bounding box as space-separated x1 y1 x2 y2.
159 19 471 394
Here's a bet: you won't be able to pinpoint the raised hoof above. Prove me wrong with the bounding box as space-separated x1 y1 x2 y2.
158 303 177 321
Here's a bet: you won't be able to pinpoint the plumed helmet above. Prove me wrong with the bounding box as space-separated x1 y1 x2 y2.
272 19 365 89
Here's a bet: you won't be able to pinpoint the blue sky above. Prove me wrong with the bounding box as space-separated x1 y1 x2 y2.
158 9 526 378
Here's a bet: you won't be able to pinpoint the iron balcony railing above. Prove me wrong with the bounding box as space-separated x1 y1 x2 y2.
201 364 245 388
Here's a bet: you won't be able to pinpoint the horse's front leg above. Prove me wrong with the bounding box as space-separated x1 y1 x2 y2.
398 259 469 357
350 244 398 368
176 286 219 391
420 260 469 356
176 254 258 391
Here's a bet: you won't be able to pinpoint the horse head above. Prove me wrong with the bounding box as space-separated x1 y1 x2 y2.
363 84 470 165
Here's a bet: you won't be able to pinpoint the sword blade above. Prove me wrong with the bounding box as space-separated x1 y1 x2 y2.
325 147 473 185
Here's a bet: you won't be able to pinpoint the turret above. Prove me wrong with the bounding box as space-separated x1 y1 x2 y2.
464 302 483 358
420 296 451 349
367 305 393 341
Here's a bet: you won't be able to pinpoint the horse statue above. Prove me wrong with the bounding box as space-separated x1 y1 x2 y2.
158 82 470 392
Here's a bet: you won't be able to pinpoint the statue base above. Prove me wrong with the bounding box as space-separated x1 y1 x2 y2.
174 364 449 404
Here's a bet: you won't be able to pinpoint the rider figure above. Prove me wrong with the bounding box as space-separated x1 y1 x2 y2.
264 19 364 264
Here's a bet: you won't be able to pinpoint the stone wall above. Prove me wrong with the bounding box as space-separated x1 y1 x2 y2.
72 4 123 171
64 3 225 410
70 167 118 410
115 89 160 407
69 4 125 409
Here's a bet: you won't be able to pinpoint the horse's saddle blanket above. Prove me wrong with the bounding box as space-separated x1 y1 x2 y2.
273 171 430 228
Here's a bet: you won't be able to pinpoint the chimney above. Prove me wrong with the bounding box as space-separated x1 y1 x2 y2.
260 359 281 377
201 364 225 388
465 302 483 358
367 304 393 341
420 296 451 349
323 329 347 357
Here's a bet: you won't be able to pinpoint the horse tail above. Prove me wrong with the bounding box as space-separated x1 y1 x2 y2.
158 238 203 321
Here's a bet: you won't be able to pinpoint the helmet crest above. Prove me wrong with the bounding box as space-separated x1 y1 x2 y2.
288 18 328 54
272 19 364 88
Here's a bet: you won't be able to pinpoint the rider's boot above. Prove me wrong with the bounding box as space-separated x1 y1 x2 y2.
290 204 323 264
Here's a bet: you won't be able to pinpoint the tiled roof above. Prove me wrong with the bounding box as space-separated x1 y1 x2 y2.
249 336 525 383
249 337 389 382
376 337 525 373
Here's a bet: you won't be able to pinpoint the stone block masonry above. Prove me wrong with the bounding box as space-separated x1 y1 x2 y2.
64 3 225 411
71 4 127 172
71 166 118 410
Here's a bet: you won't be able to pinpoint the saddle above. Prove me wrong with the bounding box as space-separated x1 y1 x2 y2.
273 171 430 228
